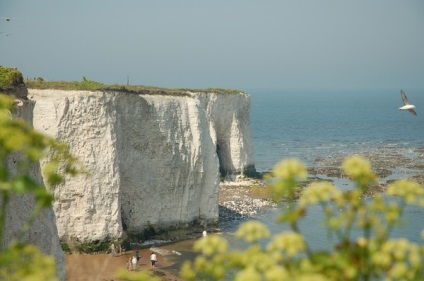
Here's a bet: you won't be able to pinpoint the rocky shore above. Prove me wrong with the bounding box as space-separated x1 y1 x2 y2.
218 178 275 222
218 146 424 223
309 146 424 183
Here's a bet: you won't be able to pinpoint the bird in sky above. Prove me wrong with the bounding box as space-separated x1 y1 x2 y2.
1 17 21 22
399 90 417 115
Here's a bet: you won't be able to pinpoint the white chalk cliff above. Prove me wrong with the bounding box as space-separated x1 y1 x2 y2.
28 89 255 243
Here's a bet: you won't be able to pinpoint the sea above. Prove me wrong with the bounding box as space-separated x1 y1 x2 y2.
163 89 424 273
244 89 424 248
251 89 424 173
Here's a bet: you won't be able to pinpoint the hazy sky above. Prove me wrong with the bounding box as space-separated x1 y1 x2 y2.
1 1 423 92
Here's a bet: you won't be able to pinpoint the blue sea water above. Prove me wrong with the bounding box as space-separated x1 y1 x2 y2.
224 89 424 249
250 89 424 172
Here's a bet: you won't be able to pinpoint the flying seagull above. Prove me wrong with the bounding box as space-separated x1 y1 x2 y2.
399 90 417 115
2 17 21 22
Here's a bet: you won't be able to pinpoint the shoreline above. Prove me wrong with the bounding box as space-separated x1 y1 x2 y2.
65 178 267 281
65 158 421 281
65 246 186 281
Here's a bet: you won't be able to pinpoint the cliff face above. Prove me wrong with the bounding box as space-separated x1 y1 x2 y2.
195 92 255 175
28 89 254 242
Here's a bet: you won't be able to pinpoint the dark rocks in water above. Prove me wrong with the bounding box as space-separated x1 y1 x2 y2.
219 206 248 222
362 183 386 197
308 167 343 178
219 145 424 225
312 146 424 180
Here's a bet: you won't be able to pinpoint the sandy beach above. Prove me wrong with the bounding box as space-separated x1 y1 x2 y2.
65 179 267 281
65 245 186 281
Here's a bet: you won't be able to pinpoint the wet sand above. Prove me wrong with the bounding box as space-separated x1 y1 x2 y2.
65 179 263 281
65 246 186 281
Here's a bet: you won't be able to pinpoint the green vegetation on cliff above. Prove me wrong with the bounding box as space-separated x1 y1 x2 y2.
25 77 244 96
0 66 25 92
1 64 244 97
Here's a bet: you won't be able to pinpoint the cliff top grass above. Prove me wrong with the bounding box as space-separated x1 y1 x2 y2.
25 76 244 96
1 66 245 96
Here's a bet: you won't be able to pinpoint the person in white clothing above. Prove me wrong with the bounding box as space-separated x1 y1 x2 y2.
150 252 157 267
131 255 137 270
110 243 115 257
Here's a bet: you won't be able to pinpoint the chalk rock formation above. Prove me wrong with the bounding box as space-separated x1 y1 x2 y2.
4 100 65 280
28 89 255 243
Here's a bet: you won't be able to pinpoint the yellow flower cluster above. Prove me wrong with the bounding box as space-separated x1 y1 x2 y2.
235 221 270 243
272 159 307 181
193 235 228 256
387 179 424 206
270 159 307 201
372 239 422 279
267 232 305 257
341 155 376 187
299 182 342 207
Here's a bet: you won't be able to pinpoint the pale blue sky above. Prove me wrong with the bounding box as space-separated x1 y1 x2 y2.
1 1 423 92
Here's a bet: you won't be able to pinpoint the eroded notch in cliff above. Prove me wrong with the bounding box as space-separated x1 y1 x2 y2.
216 143 227 176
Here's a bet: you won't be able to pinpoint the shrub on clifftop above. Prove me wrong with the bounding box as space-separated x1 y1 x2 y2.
0 66 24 92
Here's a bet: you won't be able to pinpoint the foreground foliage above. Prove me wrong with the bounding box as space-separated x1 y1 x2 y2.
0 93 82 280
182 156 424 280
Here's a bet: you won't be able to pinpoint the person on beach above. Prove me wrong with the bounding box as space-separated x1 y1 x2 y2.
135 250 140 263
110 243 115 257
119 243 123 256
128 256 133 270
131 255 137 270
150 252 157 267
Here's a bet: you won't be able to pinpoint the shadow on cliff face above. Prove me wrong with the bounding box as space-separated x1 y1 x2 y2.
124 221 218 248
216 143 228 176
217 143 260 178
